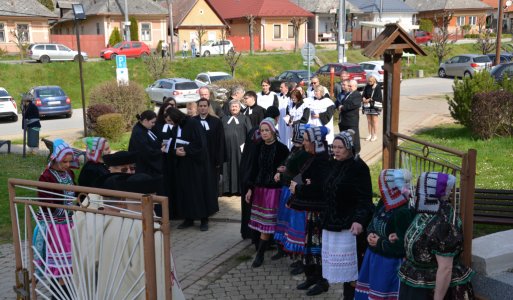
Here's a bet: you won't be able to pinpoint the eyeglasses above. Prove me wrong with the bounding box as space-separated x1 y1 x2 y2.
311 81 319 85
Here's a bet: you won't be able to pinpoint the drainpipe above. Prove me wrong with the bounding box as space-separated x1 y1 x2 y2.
261 23 265 51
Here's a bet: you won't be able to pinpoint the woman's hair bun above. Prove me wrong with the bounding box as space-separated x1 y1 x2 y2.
135 114 141 120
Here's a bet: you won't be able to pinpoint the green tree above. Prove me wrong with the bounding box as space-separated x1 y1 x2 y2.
130 16 139 41
108 27 122 47
37 0 54 11
419 19 433 33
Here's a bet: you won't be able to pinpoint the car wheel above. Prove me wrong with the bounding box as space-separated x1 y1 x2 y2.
73 55 83 63
203 51 210 57
464 71 472 79
110 53 117 61
40 55 50 63
438 68 446 78
140 52 149 59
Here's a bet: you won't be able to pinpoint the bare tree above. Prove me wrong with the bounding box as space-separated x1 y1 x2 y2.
246 14 256 55
195 26 207 56
9 27 29 62
477 15 487 34
432 11 454 65
143 53 170 81
225 50 242 77
220 26 228 54
475 29 496 54
290 17 308 53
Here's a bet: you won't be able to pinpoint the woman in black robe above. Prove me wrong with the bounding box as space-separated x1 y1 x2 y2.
77 137 110 187
221 100 253 195
166 108 218 231
128 110 162 177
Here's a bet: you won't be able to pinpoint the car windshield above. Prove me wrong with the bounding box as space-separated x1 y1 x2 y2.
175 82 199 90
202 41 213 46
37 88 65 97
210 75 232 82
112 42 123 48
346 66 364 73
474 56 491 63
0 89 9 97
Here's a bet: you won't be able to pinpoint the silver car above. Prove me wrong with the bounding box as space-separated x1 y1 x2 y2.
438 54 491 78
145 78 199 107
28 43 88 63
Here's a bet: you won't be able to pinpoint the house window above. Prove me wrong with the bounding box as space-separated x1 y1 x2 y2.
96 23 101 35
274 24 281 39
456 16 465 26
0 23 5 42
141 23 151 41
469 16 477 26
288 24 294 39
16 24 29 42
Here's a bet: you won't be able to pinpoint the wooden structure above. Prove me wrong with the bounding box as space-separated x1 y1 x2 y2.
362 24 477 266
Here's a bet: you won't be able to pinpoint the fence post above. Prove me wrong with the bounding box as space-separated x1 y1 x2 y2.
460 149 477 267
141 195 157 299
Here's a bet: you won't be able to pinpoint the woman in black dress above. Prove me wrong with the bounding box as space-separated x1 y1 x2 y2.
128 110 162 176
362 76 383 142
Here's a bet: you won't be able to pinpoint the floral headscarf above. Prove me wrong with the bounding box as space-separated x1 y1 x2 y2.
83 137 108 163
378 169 412 211
412 171 456 214
49 139 78 169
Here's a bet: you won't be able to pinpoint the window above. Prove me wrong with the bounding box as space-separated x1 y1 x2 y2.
141 23 151 41
46 45 57 51
58 45 70 51
0 23 5 42
17 24 29 42
456 16 465 26
288 24 294 39
273 24 281 39
34 45 44 50
133 42 141 48
469 16 477 26
96 23 101 35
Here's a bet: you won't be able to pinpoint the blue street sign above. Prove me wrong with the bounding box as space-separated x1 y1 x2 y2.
116 55 127 69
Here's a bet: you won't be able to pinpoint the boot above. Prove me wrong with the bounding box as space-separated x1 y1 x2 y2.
251 239 269 268
200 218 209 231
306 278 329 296
271 246 286 261
343 282 355 300
297 264 317 290
290 262 305 275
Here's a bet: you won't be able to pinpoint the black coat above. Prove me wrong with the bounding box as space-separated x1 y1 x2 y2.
78 161 109 187
128 122 163 176
22 102 41 129
321 157 374 232
362 83 383 105
338 90 362 127
243 104 265 128
193 114 225 168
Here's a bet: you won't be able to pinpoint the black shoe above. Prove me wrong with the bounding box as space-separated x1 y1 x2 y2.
251 239 269 268
200 220 209 231
271 248 286 261
297 279 316 290
177 219 194 229
306 281 329 296
290 264 304 275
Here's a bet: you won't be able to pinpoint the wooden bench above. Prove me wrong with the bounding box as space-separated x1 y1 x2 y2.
41 138 86 164
0 140 11 153
473 188 513 225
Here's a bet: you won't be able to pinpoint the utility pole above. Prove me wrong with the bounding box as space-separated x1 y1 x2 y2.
496 0 513 65
338 0 346 63
168 0 175 59
124 0 130 41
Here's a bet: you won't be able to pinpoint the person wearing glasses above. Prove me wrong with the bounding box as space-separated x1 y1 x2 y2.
257 78 279 110
306 76 329 100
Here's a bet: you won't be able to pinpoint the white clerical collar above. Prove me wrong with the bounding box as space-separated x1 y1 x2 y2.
162 124 173 132
227 116 239 124
200 120 210 130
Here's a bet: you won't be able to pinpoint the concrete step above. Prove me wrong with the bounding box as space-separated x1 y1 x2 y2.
472 229 513 275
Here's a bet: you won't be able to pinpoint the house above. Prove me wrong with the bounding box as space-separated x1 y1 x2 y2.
0 0 58 54
404 0 493 36
480 0 513 33
172 0 229 49
52 0 168 57
209 0 313 51
291 0 417 47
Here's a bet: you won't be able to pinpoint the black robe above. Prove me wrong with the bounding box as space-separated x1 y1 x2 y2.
128 122 163 177
167 116 218 219
77 161 109 187
242 104 265 127
194 114 225 196
221 113 252 194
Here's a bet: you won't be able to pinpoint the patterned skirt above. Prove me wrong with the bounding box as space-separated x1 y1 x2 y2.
274 186 307 255
303 211 323 266
321 229 358 283
355 249 402 300
248 187 282 234
33 222 73 278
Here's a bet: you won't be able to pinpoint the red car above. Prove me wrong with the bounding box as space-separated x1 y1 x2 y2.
100 41 151 60
415 31 432 45
315 63 367 88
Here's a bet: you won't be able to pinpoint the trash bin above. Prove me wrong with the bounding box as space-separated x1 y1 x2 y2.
416 70 424 78
27 127 40 148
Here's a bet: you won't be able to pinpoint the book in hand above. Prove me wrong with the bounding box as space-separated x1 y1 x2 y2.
174 138 190 149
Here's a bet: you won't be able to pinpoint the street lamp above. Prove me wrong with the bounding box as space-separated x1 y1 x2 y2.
72 3 88 137
495 0 513 66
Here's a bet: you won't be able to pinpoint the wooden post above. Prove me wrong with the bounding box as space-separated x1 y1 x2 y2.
460 149 477 267
330 66 335 97
8 181 24 300
141 195 158 299
161 197 173 300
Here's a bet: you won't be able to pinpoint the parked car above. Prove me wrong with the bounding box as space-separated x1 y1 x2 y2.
195 72 232 100
438 54 492 78
359 61 384 83
269 70 310 92
100 41 151 60
490 61 513 82
197 40 234 57
486 53 513 66
414 31 432 45
315 63 367 88
146 78 199 107
28 43 88 63
0 87 18 122
27 86 72 118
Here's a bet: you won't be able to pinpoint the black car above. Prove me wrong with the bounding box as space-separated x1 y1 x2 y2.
269 70 309 92
490 62 513 82
486 53 513 66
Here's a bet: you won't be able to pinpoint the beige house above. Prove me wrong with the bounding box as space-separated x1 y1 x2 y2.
0 0 57 54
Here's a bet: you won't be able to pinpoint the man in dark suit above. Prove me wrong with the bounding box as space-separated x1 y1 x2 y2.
338 80 361 153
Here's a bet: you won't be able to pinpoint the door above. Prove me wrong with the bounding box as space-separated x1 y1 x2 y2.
455 56 471 77
120 42 133 57
45 44 59 60
445 56 460 77
58 44 73 60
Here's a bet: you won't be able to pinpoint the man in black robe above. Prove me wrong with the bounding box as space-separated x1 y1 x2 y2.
193 98 225 197
166 108 219 231
242 91 265 127
221 100 253 195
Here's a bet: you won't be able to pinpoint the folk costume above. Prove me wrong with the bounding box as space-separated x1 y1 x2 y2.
398 172 475 300
78 137 109 187
355 169 415 300
307 94 335 144
128 122 162 177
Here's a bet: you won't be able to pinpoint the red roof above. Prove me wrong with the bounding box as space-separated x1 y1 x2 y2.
208 0 313 19
481 0 513 12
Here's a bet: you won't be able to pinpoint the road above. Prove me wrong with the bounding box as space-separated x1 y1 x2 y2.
0 77 454 139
